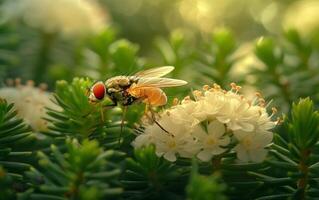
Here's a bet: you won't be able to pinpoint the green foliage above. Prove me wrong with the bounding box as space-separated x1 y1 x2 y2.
289 98 319 149
1 7 319 199
45 78 102 139
0 99 32 180
0 166 15 200
82 29 144 80
186 161 227 200
0 24 21 84
109 39 140 72
155 30 195 72
22 139 123 200
0 99 34 199
252 30 319 112
121 145 188 200
249 98 319 199
198 29 238 87
45 77 135 150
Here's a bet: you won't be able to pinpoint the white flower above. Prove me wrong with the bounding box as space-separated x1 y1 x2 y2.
192 120 230 162
131 125 155 148
1 0 108 37
0 81 60 132
212 92 257 132
132 83 276 163
194 90 226 121
254 107 276 133
153 131 197 162
168 100 202 127
135 114 200 162
233 130 273 163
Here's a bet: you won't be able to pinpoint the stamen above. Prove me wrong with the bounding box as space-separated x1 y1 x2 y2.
26 80 35 87
230 82 237 90
39 83 48 91
166 111 170 116
259 98 266 107
213 83 221 90
183 96 191 101
203 85 210 91
193 90 203 98
255 92 262 98
276 117 283 125
272 107 277 114
15 78 21 87
172 98 179 106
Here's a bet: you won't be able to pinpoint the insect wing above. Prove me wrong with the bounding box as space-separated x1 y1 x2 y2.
136 77 187 88
134 66 174 78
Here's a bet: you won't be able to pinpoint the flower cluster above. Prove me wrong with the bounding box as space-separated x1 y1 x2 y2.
0 79 60 132
1 0 108 37
133 83 277 163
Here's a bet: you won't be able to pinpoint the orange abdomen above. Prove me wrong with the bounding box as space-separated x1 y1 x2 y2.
127 86 167 106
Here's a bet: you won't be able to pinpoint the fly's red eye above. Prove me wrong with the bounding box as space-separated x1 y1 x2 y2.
92 82 105 100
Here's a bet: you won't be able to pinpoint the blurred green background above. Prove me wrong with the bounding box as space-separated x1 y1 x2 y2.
1 0 319 112
1 1 319 199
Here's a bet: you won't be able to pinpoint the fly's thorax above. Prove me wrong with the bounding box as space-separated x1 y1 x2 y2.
104 76 139 104
105 76 130 88
105 76 139 90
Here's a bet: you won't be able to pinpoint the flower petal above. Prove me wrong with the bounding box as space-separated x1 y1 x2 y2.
219 136 230 146
255 132 273 147
208 120 225 137
234 145 250 162
248 148 268 163
192 124 207 140
210 146 226 155
233 130 250 140
163 151 177 162
197 150 213 162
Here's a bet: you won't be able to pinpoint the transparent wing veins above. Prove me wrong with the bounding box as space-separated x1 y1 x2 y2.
136 77 187 88
134 66 174 78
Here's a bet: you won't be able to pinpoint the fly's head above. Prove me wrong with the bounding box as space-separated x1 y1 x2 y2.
88 81 106 103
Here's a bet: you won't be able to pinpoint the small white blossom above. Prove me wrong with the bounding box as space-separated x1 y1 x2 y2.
168 100 202 127
149 115 199 162
132 83 276 163
233 130 273 163
194 90 226 121
254 107 277 132
1 0 108 37
192 120 230 162
216 92 258 132
0 81 60 132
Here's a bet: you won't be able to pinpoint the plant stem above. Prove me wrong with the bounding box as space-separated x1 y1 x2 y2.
270 67 292 105
297 149 311 200
33 32 56 84
211 156 222 172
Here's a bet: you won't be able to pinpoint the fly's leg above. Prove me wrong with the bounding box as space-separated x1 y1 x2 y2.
144 105 173 137
118 106 127 147
100 102 117 122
